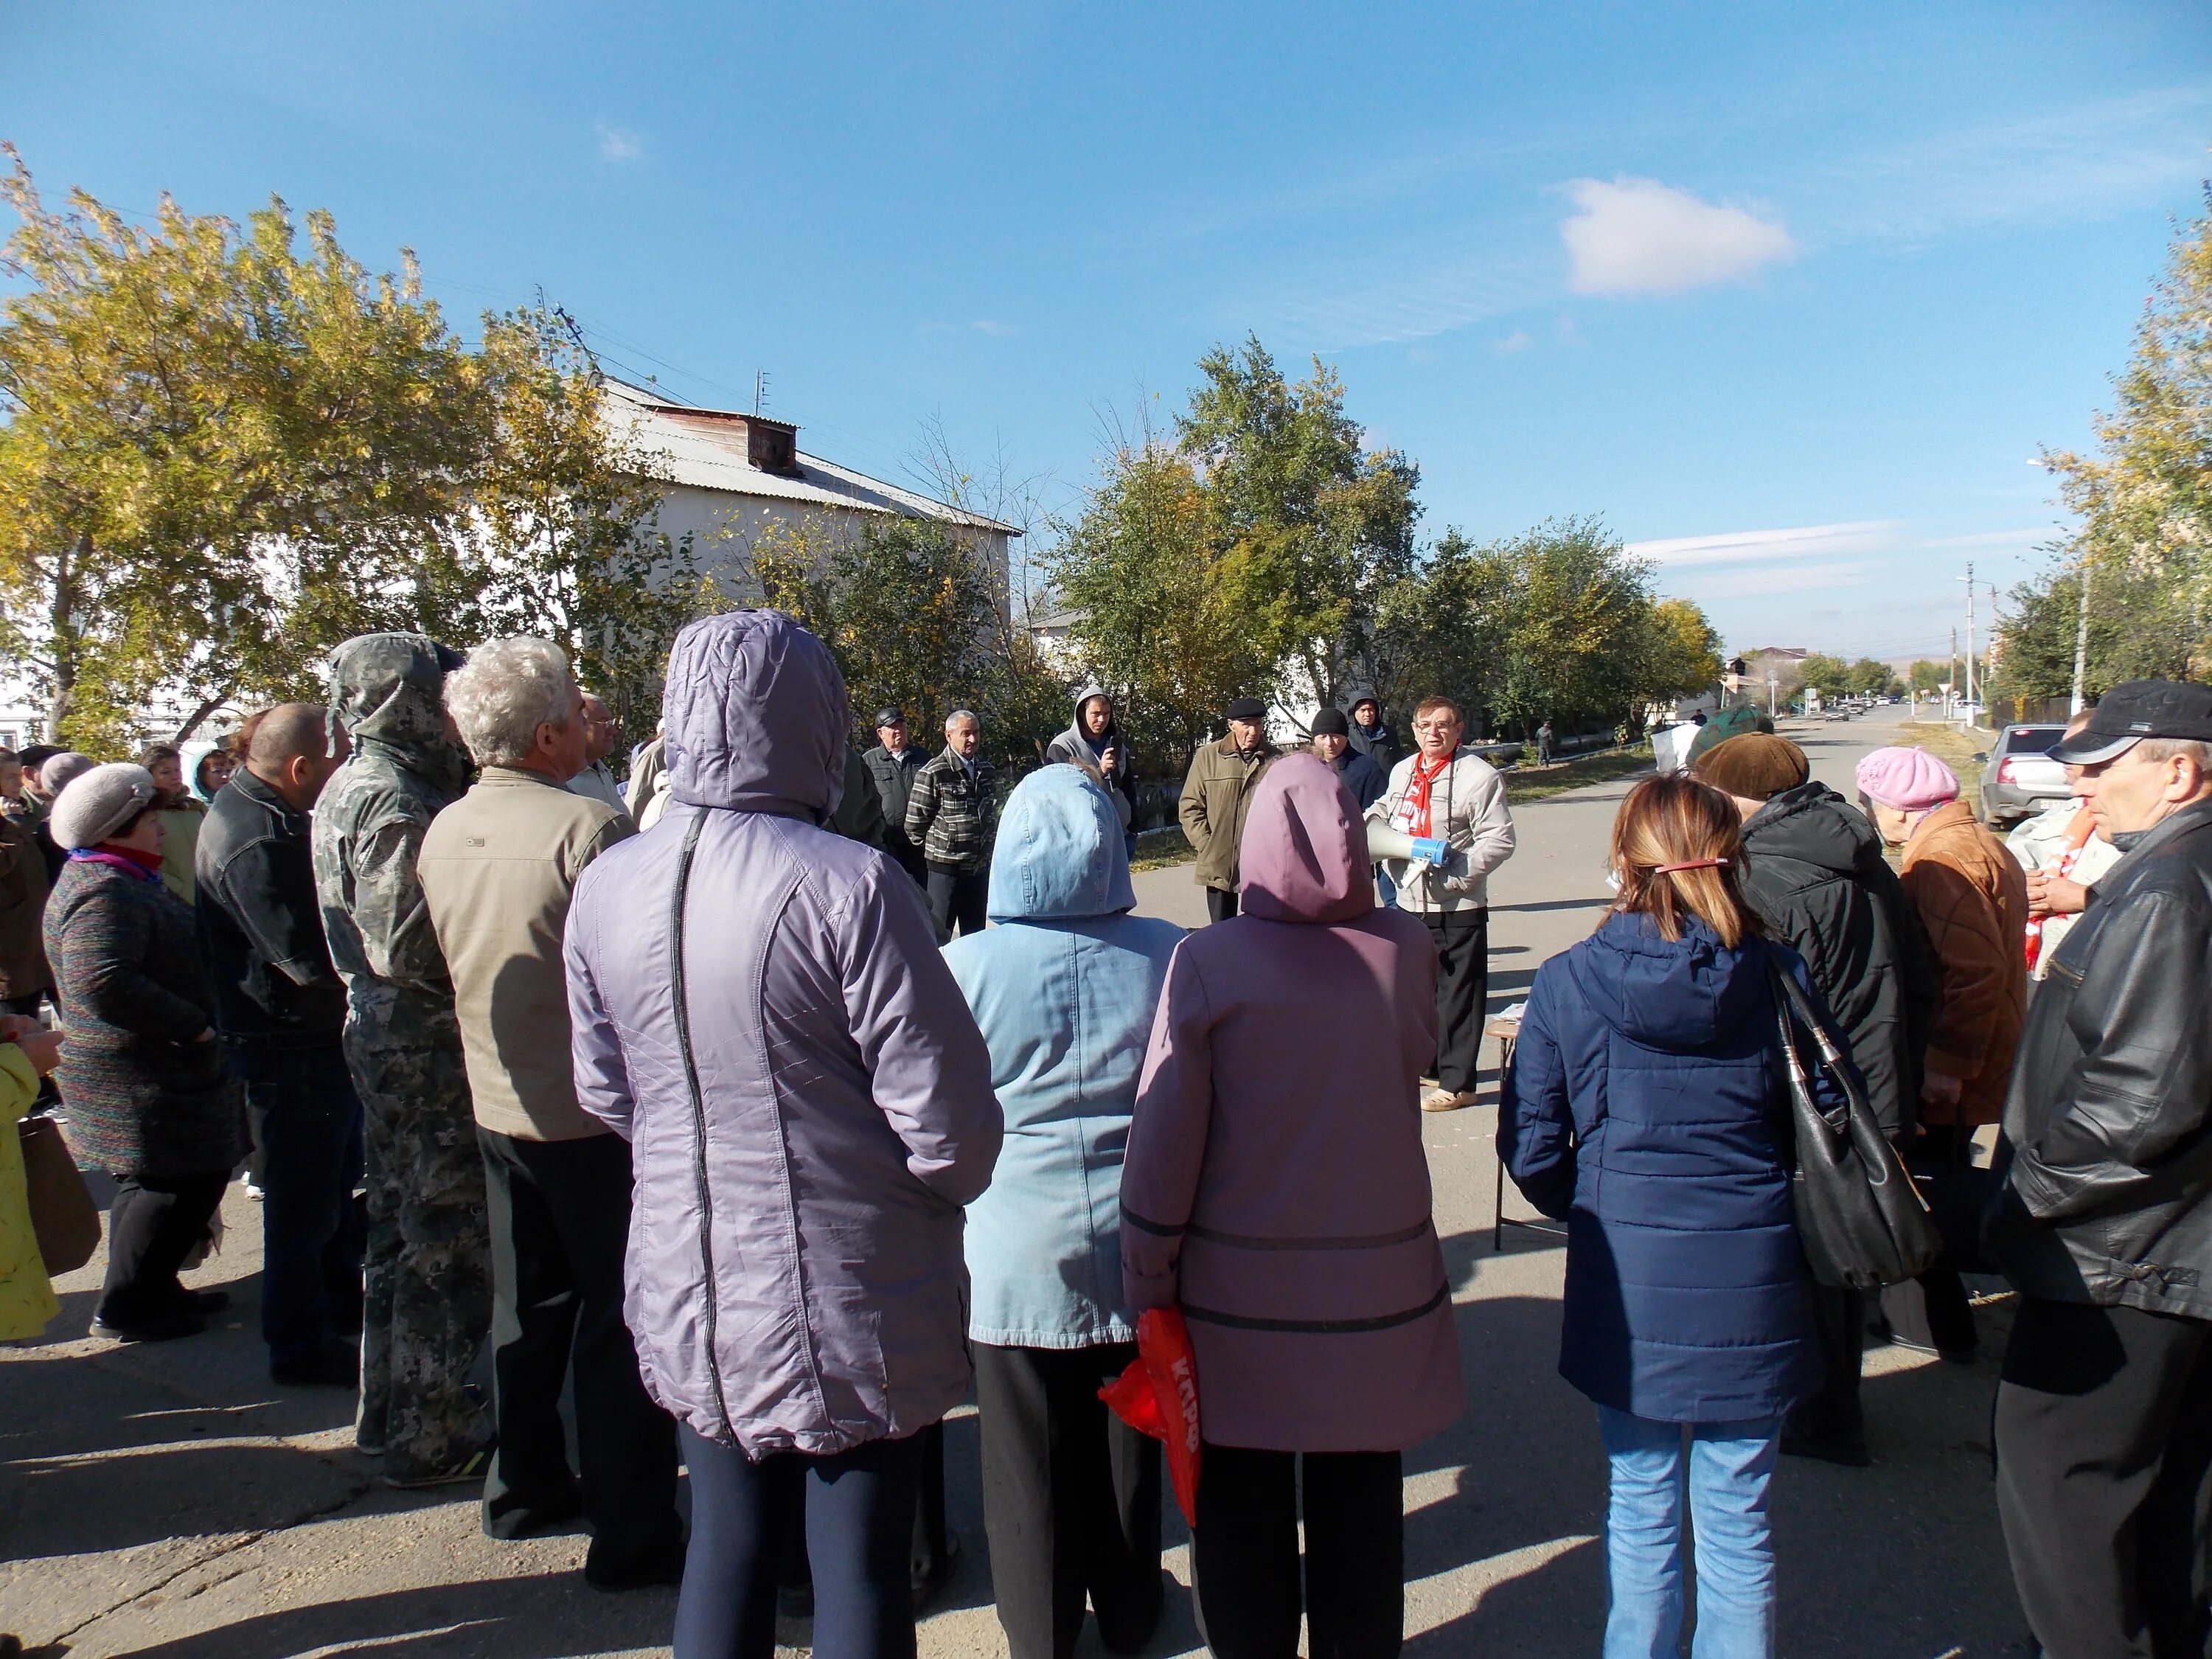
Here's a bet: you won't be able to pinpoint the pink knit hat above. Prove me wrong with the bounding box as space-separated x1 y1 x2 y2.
1854 746 1960 811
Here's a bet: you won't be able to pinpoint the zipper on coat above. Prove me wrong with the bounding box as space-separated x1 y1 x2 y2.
670 810 740 1444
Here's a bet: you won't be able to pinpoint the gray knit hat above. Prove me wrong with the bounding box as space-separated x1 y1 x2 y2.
50 762 159 852
41 751 96 796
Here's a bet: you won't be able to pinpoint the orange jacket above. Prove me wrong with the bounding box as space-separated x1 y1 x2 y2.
1902 800 2030 1128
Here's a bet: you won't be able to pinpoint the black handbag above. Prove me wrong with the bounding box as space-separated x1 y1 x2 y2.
1769 964 1942 1290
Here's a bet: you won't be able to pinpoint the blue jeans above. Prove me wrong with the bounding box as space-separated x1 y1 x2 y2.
235 1043 365 1368
1598 1408 1779 1659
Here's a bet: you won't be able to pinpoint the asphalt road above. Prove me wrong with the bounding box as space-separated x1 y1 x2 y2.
0 705 2032 1658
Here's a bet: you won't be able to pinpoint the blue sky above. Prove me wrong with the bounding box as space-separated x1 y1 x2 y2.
5 1 2209 660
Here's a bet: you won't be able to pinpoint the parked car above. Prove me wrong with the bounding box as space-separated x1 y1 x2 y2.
1977 723 2070 826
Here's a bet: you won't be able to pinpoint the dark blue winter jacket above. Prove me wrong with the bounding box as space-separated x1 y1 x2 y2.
1500 911 1823 1424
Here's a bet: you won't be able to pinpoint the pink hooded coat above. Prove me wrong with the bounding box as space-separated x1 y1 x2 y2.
1120 753 1463 1452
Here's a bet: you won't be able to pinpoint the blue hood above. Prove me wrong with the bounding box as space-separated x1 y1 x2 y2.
987 765 1135 921
1567 911 1771 1054
664 610 849 821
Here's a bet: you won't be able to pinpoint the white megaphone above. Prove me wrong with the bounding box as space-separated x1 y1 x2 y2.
1366 820 1453 868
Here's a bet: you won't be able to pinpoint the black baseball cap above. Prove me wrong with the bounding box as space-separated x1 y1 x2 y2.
873 707 906 728
2050 679 2212 765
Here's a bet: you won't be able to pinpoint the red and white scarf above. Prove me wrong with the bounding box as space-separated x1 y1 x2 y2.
1392 753 1453 838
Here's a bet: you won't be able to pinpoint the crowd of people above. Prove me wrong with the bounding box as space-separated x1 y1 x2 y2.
0 616 2208 1659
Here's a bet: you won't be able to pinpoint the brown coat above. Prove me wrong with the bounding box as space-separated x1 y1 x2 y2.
0 816 52 1001
1902 799 2028 1127
1178 736 1276 893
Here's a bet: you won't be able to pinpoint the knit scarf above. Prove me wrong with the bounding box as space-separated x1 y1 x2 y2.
71 844 164 880
1394 753 1453 838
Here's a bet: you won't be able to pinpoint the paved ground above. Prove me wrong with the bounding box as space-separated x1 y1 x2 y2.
0 706 2032 1658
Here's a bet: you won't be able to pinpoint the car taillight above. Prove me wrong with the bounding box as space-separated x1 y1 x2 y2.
1996 758 2018 784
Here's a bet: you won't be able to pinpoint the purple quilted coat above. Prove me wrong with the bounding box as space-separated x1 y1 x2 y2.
564 611 1002 1455
1121 752 1463 1453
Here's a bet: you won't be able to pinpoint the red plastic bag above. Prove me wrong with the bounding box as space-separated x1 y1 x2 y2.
1099 1305 1203 1524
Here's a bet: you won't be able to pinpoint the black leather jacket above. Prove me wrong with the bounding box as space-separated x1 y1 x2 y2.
194 768 348 1047
1989 796 2212 1319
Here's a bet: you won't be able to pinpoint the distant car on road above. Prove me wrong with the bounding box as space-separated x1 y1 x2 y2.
1978 723 2070 827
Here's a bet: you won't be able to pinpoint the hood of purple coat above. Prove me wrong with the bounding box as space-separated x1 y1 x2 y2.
663 611 849 821
1238 751 1374 925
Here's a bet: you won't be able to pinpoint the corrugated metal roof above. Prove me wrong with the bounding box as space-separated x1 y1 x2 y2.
602 380 1020 537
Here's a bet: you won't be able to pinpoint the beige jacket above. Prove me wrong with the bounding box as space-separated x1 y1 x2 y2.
1366 748 1517 914
420 766 632 1141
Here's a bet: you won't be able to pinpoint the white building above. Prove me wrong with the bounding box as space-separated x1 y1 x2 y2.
604 381 1020 594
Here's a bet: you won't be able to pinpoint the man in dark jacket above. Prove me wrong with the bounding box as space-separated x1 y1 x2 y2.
1346 693 1400 774
1697 733 1938 1466
862 708 928 885
1310 708 1387 810
905 709 997 937
1986 680 2212 1659
1045 684 1136 852
196 703 362 1386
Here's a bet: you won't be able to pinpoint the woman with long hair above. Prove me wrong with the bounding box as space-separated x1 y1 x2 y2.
1501 773 1837 1659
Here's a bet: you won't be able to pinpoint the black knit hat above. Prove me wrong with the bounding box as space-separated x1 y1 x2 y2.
1310 708 1351 737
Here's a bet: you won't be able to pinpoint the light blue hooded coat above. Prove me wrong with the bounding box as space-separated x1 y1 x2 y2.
944 765 1184 1349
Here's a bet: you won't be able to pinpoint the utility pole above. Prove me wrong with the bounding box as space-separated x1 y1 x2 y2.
2070 552 2093 715
1950 627 1959 721
1964 562 1976 720
1767 672 1778 719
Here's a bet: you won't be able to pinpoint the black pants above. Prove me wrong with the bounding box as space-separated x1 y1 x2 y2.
99 1170 232 1327
1997 1297 2212 1659
1192 1444 1403 1659
1882 1125 1979 1357
1207 887 1241 925
676 1422 923 1659
926 864 989 938
974 1342 1163 1659
476 1127 681 1572
237 1043 365 1368
1422 910 1488 1095
1787 1284 1866 1444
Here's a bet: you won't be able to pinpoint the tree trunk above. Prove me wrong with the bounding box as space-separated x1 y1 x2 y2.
46 534 83 741
173 689 231 744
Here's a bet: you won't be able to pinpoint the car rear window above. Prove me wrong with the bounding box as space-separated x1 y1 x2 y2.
2005 727 2065 755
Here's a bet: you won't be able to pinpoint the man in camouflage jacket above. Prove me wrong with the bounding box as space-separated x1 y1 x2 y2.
312 633 492 1487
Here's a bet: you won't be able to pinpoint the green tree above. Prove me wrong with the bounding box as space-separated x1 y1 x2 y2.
1369 528 1515 729
1047 439 1273 765
1846 657 1898 697
1908 658 1946 695
1992 562 2194 701
1490 517 1655 735
1796 655 1851 697
1635 598 1725 704
0 148 485 748
2033 186 2212 686
1178 336 1421 709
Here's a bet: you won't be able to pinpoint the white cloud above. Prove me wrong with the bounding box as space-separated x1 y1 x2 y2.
970 319 1017 336
596 122 646 163
1493 328 1532 355
1561 177 1796 296
1630 520 1898 568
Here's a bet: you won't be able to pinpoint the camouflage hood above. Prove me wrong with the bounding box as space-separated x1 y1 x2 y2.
326 633 470 793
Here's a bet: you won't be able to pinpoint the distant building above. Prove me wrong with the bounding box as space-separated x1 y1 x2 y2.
604 380 1020 599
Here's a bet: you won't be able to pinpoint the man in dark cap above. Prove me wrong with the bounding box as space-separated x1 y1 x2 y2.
1696 732 1937 1466
1310 707 1387 811
862 707 928 886
1178 698 1276 922
1985 679 2212 1658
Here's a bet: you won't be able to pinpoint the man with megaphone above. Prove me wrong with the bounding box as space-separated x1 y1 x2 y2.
1366 696 1517 1111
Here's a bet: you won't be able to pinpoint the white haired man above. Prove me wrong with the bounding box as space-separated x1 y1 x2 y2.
418 638 682 1590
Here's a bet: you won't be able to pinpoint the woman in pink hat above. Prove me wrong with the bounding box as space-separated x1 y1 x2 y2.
1854 745 2028 1363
